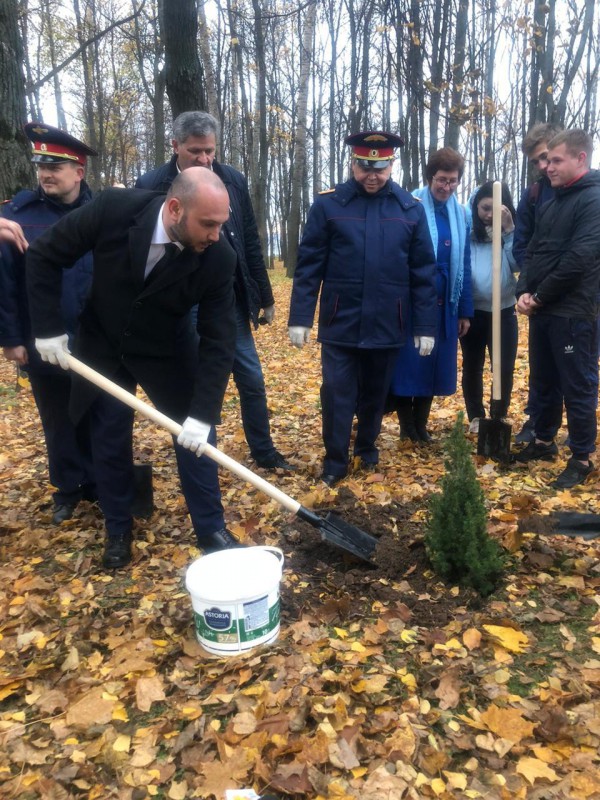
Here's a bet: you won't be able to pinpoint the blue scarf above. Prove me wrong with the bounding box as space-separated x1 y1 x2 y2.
412 186 467 312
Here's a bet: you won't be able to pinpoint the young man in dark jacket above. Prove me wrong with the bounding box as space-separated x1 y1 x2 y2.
513 122 562 443
0 123 96 523
136 111 293 471
515 129 600 489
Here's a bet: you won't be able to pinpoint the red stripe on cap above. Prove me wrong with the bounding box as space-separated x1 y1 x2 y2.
32 142 86 165
352 145 395 160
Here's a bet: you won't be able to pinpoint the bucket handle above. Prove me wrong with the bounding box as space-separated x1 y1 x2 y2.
252 546 284 573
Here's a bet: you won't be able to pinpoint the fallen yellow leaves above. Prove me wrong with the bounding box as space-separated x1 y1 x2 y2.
482 624 529 653
516 755 559 785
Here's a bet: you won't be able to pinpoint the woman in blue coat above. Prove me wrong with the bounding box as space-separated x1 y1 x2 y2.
389 147 473 443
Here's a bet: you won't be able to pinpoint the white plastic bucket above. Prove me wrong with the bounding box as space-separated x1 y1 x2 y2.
185 546 284 656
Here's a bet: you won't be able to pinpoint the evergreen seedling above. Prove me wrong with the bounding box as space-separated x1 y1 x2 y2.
425 413 504 595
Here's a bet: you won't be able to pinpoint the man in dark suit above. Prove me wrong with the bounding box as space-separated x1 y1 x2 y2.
26 167 241 568
136 111 294 471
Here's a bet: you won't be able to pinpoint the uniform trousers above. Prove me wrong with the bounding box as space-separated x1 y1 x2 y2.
320 344 399 476
28 369 95 506
84 367 224 542
530 314 598 459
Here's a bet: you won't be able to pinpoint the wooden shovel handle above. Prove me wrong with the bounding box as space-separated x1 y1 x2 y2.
491 181 502 401
65 354 301 515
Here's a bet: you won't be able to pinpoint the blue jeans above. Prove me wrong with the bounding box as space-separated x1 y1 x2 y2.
231 303 276 462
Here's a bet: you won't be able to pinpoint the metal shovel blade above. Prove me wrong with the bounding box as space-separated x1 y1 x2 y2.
297 506 378 563
477 417 512 463
554 512 600 539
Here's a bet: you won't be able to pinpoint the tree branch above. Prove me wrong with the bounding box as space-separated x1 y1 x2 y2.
29 3 146 91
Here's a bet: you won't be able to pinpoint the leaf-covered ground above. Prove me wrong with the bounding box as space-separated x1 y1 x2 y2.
1 270 599 800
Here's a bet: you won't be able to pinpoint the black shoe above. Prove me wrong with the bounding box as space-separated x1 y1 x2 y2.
321 472 345 487
552 458 594 490
400 424 420 442
515 419 536 444
415 427 432 444
255 451 296 471
513 440 558 463
199 528 245 555
102 534 132 569
52 503 76 524
359 460 377 472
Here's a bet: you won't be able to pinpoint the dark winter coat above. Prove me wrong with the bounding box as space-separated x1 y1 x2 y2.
0 183 94 373
515 170 600 320
288 178 437 348
26 189 237 424
512 175 555 267
136 155 273 326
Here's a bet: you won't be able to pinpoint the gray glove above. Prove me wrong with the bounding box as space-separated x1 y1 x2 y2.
177 417 211 455
35 334 70 370
288 326 311 348
262 305 275 324
414 336 435 357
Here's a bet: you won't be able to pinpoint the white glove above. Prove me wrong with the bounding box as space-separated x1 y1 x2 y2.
288 326 311 348
262 305 275 324
177 417 211 456
414 336 435 357
35 334 71 370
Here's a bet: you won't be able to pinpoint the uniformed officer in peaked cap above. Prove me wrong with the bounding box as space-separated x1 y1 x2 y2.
344 130 404 169
288 129 438 486
0 122 98 526
24 122 98 165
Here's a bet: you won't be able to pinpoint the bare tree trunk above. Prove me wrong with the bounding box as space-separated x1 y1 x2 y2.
161 0 206 117
250 0 269 260
198 0 219 115
43 0 68 129
285 0 317 277
447 0 468 149
0 0 35 198
132 0 166 168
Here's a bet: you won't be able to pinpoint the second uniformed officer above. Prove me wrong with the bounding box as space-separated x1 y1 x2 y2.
288 131 438 485
0 123 97 522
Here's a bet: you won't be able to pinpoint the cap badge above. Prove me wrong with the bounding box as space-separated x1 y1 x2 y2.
364 134 387 142
31 126 48 135
40 143 47 151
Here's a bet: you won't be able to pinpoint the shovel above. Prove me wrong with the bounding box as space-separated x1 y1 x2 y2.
477 181 512 463
65 354 379 563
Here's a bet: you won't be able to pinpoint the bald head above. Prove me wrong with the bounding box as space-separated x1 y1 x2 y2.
162 166 230 253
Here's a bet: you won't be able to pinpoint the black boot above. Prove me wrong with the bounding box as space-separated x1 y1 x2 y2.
396 397 419 442
413 396 433 444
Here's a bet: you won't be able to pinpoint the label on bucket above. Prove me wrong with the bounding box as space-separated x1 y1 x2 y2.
194 597 280 645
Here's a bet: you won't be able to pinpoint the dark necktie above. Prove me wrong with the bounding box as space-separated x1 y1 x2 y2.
145 242 179 286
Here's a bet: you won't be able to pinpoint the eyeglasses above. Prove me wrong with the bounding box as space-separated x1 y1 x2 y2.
432 177 460 188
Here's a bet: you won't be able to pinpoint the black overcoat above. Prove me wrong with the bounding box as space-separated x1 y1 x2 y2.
26 189 237 425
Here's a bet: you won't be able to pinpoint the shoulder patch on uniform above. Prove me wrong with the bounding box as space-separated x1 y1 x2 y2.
413 196 422 202
318 188 335 195
1 199 10 205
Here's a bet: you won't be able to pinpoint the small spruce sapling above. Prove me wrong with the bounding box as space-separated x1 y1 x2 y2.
425 412 504 595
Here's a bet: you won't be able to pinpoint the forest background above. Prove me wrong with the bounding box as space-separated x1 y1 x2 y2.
0 0 599 272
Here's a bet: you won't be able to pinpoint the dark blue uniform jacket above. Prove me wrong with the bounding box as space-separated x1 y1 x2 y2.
0 183 93 372
288 178 437 348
